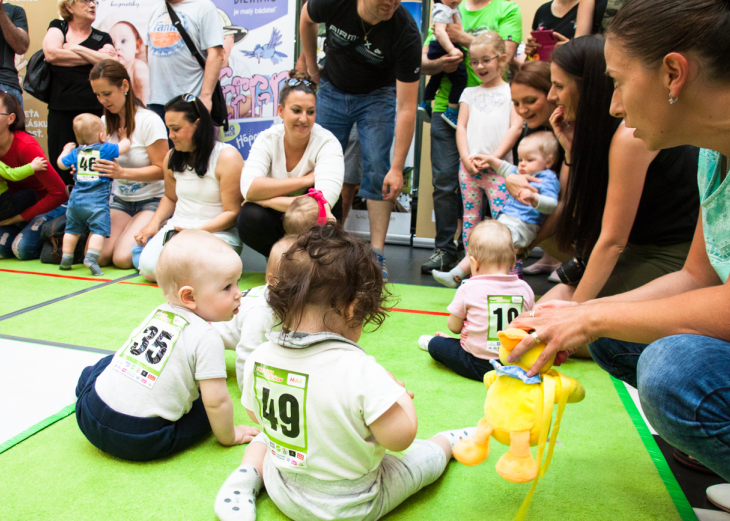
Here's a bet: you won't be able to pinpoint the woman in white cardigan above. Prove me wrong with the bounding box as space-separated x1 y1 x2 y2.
237 70 344 257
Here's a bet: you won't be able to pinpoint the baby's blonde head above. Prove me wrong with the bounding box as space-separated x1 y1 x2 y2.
283 196 320 235
72 113 105 145
266 235 297 285
518 131 559 168
468 220 515 272
156 229 241 302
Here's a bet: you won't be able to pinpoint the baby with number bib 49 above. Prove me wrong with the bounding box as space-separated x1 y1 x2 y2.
215 225 474 521
56 113 131 276
418 220 535 382
74 230 260 461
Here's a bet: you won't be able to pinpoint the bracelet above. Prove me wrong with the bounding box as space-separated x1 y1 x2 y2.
563 159 572 166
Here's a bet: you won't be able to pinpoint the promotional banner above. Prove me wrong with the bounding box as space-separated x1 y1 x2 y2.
215 0 297 158
95 0 297 160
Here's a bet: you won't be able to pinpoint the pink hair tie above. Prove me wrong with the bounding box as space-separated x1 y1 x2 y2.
306 188 328 225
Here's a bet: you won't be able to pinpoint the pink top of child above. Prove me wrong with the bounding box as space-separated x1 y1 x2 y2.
447 274 535 360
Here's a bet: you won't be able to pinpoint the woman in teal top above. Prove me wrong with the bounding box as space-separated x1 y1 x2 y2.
506 0 730 486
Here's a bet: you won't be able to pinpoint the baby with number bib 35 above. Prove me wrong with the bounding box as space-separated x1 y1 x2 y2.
74 230 260 461
418 220 535 382
215 224 475 521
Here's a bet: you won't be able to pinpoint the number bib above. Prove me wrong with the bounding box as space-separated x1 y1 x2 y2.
76 149 101 182
112 309 189 389
254 363 309 468
487 295 523 352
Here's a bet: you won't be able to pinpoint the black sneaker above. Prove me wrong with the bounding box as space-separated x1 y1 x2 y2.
421 248 458 274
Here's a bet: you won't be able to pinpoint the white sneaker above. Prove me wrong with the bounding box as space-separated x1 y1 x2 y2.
708 484 730 513
547 269 560 283
418 335 433 351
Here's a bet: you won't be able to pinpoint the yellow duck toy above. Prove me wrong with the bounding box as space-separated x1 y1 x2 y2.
453 328 585 519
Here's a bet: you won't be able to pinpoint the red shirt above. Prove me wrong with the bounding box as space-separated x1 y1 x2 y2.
2 131 67 221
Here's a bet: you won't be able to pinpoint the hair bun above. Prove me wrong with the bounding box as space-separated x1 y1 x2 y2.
288 69 312 82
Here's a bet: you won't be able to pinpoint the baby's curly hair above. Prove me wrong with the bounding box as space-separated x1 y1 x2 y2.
267 224 393 334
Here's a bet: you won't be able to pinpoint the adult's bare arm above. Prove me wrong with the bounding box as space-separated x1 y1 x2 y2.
421 43 461 75
299 4 320 82
42 27 88 66
0 5 28 54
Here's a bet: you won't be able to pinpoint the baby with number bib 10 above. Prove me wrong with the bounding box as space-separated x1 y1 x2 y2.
74 230 260 461
215 224 474 521
56 113 131 276
418 220 535 382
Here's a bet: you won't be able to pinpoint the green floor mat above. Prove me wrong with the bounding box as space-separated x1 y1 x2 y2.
0 278 689 520
0 272 101 317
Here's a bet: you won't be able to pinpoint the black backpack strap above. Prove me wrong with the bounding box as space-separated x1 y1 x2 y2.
165 1 206 71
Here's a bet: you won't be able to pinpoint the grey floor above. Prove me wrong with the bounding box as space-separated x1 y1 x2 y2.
241 243 557 295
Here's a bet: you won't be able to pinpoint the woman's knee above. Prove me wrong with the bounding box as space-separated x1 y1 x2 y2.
12 232 40 260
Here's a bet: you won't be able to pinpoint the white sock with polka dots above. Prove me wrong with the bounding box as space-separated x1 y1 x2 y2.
437 427 479 447
214 464 261 521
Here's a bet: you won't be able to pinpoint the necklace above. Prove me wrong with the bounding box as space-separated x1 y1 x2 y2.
360 18 375 42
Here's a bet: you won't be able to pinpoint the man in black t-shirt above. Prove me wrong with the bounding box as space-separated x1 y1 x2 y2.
0 1 29 109
300 0 422 278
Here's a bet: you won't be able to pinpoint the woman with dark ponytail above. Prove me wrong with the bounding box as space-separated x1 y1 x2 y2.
511 0 730 488
541 36 698 304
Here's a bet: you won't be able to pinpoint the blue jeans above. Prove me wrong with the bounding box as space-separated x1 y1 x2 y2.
428 335 494 381
0 204 66 259
0 83 23 111
75 355 212 461
430 114 462 256
589 335 730 480
315 79 396 201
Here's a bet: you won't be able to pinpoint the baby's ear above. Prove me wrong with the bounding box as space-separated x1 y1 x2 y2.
546 154 557 169
178 285 197 310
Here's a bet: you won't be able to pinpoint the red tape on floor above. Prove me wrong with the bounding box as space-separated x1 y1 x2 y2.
1 268 449 315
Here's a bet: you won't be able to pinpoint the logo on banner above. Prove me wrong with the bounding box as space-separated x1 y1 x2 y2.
149 12 187 56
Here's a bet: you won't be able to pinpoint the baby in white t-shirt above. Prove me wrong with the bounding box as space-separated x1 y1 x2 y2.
74 230 260 461
419 220 534 382
215 224 474 521
213 235 296 390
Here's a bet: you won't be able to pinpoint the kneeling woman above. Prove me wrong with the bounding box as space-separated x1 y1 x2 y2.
237 70 344 257
136 95 244 281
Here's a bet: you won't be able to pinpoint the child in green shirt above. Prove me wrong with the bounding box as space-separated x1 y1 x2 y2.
0 156 48 221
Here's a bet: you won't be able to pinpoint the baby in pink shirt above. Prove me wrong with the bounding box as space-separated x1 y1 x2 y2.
418 220 535 381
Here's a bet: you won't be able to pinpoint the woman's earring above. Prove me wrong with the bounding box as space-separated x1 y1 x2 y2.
124 91 128 96
669 95 678 105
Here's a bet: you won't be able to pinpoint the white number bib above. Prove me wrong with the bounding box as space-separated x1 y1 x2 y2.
487 295 523 351
253 363 309 468
112 309 189 389
76 149 101 182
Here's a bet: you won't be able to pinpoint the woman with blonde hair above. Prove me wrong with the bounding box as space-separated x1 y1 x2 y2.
42 0 116 185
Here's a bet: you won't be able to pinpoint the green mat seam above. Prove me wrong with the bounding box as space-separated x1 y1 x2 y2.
611 377 697 521
0 403 76 455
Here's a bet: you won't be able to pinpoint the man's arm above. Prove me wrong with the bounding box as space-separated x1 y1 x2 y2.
382 80 418 200
0 4 28 55
299 2 320 82
200 46 224 113
420 43 461 76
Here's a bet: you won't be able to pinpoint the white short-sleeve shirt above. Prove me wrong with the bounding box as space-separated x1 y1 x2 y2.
104 108 167 201
459 84 514 163
241 332 405 481
95 303 227 421
432 3 461 24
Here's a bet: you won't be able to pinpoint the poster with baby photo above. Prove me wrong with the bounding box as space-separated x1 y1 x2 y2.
214 0 297 159
94 2 158 105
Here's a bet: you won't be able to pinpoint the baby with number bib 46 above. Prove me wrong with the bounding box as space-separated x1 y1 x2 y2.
418 220 535 382
56 113 131 276
215 225 474 521
74 230 260 461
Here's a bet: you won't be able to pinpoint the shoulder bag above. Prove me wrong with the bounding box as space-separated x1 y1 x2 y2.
166 2 229 131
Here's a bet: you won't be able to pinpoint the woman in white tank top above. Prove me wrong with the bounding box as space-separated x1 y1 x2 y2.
135 94 244 282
